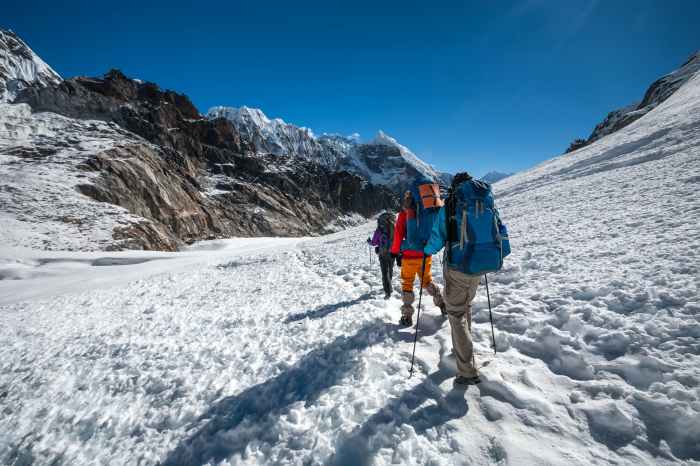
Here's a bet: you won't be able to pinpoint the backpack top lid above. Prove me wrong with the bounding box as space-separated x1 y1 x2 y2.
450 176 493 204
411 177 444 210
377 212 394 231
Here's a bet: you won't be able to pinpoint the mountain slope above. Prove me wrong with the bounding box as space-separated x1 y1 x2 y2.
566 51 700 152
208 106 449 192
1 32 397 251
1 51 698 465
0 29 61 103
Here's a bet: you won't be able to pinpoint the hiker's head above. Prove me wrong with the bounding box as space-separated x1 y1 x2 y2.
402 191 415 210
451 172 472 187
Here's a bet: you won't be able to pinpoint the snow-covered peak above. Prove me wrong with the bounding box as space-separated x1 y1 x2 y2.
481 171 512 184
371 129 399 146
369 129 443 182
209 105 269 127
0 29 61 103
208 106 448 190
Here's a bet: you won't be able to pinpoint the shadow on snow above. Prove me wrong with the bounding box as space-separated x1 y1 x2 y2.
161 310 448 465
284 292 375 323
328 343 469 466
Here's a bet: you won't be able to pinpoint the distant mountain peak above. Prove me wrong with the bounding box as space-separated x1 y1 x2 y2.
208 106 449 190
372 130 399 146
0 28 62 102
481 171 512 184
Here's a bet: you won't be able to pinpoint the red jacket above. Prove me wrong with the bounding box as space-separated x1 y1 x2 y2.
390 209 426 258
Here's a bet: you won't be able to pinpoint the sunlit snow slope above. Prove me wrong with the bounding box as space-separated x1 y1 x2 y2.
1 65 699 466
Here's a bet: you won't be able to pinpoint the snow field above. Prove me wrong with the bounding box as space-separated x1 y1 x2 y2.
3 209 697 464
0 104 152 251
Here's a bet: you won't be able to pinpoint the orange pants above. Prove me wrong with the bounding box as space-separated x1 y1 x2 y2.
400 256 433 292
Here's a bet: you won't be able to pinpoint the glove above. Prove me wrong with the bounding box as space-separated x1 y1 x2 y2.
374 247 379 254
366 238 371 244
396 254 402 267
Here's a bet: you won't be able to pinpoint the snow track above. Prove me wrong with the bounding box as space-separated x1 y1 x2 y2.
2 212 697 464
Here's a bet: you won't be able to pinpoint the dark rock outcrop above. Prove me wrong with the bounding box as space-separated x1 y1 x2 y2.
565 138 588 154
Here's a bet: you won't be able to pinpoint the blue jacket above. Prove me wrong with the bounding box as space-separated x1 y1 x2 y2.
423 207 448 256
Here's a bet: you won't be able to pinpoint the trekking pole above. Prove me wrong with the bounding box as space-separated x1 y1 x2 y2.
368 244 373 292
409 253 428 377
485 274 497 355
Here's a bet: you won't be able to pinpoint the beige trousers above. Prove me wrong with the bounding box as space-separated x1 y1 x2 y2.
443 265 481 377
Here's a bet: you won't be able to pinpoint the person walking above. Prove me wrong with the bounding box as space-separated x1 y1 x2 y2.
390 189 445 326
423 172 511 385
367 212 396 299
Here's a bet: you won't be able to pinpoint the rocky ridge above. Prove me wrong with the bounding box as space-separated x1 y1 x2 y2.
1 31 399 251
566 51 700 153
208 106 452 192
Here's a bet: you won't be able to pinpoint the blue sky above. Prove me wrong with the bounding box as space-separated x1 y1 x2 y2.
4 0 699 176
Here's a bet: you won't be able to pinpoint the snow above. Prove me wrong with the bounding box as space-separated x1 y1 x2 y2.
207 106 446 189
370 129 443 183
0 103 155 251
0 29 62 103
207 106 329 164
480 171 512 184
2 46 700 466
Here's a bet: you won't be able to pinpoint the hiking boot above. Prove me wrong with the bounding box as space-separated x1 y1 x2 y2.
399 315 413 327
455 375 481 386
384 291 391 300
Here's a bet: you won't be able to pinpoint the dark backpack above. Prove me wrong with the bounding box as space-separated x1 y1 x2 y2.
445 178 511 274
376 212 394 254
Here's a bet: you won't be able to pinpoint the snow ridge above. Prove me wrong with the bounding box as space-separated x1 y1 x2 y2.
0 29 61 103
207 106 446 190
586 50 700 144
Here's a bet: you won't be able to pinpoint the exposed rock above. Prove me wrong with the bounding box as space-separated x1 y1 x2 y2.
3 30 402 251
565 138 588 154
566 51 700 153
208 107 452 192
12 70 398 249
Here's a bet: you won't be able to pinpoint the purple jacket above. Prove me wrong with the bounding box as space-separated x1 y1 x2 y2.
369 229 382 246
369 229 391 252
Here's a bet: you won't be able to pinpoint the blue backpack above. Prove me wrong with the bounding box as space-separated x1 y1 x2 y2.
445 179 510 274
402 177 443 252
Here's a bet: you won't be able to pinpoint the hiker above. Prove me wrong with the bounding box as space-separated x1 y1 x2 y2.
390 183 446 327
367 212 395 299
424 172 511 385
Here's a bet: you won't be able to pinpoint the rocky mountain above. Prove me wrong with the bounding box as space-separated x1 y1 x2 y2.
481 171 512 184
208 106 451 192
0 29 61 103
1 30 398 251
566 51 700 153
